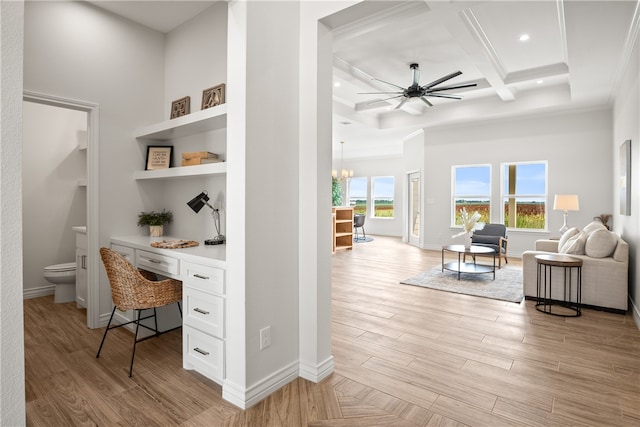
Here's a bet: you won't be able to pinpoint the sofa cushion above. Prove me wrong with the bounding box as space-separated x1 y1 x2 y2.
559 231 587 255
558 227 579 251
585 229 618 258
583 221 606 235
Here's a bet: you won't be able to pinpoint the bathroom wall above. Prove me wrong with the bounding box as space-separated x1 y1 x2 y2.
22 101 87 297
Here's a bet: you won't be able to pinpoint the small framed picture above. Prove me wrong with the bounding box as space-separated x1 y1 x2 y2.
145 146 173 170
201 84 226 110
170 96 190 119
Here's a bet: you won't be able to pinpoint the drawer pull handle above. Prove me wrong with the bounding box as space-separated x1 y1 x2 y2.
193 308 210 315
148 259 162 264
194 274 210 280
194 347 209 356
117 252 128 258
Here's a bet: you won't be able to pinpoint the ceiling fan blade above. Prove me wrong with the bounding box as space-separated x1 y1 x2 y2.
365 94 405 105
422 70 463 90
394 97 410 110
357 91 404 95
372 77 407 91
420 97 433 107
428 82 477 92
425 93 462 100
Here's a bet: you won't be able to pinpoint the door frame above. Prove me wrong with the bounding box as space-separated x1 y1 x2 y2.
406 170 421 247
23 91 101 329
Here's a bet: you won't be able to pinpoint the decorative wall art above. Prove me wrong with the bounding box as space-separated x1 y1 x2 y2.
619 139 631 215
170 96 190 119
201 84 226 110
146 146 173 170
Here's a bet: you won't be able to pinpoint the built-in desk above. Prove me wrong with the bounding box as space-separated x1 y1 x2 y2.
109 236 227 384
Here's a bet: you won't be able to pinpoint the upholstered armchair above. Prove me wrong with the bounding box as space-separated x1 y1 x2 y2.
468 223 508 268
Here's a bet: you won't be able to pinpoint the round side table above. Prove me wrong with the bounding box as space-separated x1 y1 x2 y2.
535 254 582 317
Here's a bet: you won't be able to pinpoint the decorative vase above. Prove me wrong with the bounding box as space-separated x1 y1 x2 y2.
149 225 164 237
464 232 472 249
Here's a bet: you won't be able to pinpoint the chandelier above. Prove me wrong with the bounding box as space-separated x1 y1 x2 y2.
332 141 353 182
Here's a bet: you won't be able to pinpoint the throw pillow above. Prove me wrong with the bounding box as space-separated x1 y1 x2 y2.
559 231 587 255
585 229 618 258
558 227 579 251
583 221 606 236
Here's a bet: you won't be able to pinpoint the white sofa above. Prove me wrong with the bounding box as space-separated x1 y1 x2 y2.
522 222 629 312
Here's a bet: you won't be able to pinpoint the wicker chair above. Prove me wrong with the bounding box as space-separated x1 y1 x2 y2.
96 247 182 377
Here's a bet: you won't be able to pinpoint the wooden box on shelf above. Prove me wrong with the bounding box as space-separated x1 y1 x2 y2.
332 206 353 252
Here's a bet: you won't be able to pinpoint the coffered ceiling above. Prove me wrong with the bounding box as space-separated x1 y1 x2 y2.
329 0 639 158
88 0 639 159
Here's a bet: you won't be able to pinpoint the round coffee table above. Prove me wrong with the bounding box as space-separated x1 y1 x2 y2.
441 245 496 280
535 254 582 317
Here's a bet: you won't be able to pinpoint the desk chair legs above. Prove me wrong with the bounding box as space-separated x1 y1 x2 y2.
96 302 182 377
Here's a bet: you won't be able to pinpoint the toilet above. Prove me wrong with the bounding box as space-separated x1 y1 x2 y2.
43 262 77 303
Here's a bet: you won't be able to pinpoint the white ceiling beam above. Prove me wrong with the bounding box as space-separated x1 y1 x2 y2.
456 8 515 101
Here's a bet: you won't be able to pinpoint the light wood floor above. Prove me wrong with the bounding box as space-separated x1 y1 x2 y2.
25 236 640 426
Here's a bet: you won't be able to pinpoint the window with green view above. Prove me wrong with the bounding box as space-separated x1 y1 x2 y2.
452 165 491 226
348 177 367 215
502 161 547 230
372 176 394 218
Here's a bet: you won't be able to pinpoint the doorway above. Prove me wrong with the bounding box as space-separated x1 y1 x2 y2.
408 171 421 247
23 91 100 328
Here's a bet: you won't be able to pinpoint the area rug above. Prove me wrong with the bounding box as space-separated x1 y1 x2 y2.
354 236 374 243
400 265 524 303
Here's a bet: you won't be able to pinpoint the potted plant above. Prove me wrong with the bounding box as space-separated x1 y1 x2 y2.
332 176 342 206
137 209 173 237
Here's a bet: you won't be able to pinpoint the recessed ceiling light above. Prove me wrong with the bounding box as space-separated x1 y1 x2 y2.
519 34 530 42
334 81 341 88
536 80 544 84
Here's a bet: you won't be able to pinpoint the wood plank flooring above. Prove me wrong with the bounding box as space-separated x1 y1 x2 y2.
25 235 640 426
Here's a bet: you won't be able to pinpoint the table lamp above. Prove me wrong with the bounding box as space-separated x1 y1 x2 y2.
187 191 225 245
553 194 580 234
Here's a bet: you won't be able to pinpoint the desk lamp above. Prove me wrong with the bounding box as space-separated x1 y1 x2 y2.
187 191 225 245
553 194 580 234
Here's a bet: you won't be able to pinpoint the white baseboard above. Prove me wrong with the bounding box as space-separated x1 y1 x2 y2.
630 296 640 330
299 355 334 383
23 285 55 299
223 360 299 410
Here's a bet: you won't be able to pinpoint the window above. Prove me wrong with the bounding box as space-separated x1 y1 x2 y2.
502 161 547 230
372 176 394 218
452 165 491 225
348 177 367 215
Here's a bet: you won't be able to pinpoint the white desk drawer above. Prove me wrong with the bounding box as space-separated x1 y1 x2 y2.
183 287 224 338
136 249 179 277
110 244 135 264
182 261 224 295
183 326 224 383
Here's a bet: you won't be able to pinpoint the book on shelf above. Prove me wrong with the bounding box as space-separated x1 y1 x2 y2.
181 157 224 166
181 151 219 160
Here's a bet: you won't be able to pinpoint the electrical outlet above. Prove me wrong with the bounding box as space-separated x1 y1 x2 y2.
259 326 271 350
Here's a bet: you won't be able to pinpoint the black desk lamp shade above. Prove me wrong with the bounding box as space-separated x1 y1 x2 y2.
186 191 225 245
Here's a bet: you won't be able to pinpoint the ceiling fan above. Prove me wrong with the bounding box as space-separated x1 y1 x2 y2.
359 63 477 110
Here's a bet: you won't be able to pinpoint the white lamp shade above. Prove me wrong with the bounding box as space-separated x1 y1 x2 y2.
553 194 580 211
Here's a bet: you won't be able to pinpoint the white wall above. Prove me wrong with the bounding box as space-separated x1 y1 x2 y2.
148 3 228 241
612 28 639 324
421 108 613 256
24 1 166 317
22 101 87 295
0 1 26 424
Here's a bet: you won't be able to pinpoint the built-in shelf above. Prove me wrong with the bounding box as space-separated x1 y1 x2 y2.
133 162 227 180
134 104 227 141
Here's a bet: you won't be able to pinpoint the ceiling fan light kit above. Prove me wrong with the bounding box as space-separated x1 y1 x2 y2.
359 63 477 110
